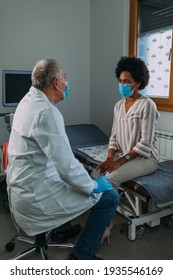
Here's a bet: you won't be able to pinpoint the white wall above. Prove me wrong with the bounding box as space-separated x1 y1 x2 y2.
0 0 91 145
0 0 173 148
90 0 130 136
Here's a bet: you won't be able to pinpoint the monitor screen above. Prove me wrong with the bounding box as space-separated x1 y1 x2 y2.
2 70 32 107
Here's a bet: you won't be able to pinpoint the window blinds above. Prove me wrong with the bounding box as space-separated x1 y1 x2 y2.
138 0 173 34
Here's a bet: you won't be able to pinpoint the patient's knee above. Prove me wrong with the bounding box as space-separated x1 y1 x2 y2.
107 172 121 189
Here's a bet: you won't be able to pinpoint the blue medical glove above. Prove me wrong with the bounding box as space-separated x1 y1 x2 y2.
93 175 113 193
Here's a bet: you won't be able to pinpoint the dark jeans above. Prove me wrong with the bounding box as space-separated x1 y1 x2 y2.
71 188 119 259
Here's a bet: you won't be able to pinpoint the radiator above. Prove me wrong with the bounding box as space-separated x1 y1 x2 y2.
155 130 173 160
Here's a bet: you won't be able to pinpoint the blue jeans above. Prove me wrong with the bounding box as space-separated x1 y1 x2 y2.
71 188 119 259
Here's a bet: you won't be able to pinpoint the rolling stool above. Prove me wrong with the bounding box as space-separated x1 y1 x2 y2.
5 229 75 260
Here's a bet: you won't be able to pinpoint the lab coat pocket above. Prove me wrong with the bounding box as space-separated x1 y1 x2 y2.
38 195 68 216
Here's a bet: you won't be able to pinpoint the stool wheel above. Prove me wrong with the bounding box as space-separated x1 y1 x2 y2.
5 241 15 252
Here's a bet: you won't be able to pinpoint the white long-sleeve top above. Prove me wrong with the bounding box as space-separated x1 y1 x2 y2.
7 86 101 236
109 96 159 161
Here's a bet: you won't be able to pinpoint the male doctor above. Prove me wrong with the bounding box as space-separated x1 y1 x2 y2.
7 59 119 260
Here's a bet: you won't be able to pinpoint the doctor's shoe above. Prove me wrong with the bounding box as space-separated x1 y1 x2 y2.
51 224 82 243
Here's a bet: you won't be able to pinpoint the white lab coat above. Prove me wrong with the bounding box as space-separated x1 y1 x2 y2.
7 86 101 236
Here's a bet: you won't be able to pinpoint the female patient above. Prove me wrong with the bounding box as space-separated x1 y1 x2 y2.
97 56 160 188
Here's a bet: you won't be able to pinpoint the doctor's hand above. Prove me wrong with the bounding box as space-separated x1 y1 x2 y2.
93 175 113 193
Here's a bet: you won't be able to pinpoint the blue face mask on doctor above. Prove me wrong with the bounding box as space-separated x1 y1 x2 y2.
118 83 136 97
63 81 70 99
57 80 70 100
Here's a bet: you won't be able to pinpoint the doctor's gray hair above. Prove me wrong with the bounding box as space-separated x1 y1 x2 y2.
31 59 63 89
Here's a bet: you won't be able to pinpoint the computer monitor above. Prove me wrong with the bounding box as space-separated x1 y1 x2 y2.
2 70 32 107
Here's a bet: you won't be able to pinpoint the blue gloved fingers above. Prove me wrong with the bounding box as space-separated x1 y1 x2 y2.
94 175 113 187
93 175 113 193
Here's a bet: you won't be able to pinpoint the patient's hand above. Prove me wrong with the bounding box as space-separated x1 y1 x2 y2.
97 158 114 174
97 158 122 174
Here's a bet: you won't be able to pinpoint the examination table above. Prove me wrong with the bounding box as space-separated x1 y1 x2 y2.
65 124 173 240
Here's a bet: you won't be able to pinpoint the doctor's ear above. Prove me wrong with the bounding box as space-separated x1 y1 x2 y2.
52 76 60 89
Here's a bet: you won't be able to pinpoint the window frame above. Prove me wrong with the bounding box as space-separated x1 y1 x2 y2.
129 0 173 112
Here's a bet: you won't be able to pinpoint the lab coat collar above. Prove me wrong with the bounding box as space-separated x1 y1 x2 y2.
29 86 50 103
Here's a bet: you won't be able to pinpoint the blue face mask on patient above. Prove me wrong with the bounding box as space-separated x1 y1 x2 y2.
118 83 135 97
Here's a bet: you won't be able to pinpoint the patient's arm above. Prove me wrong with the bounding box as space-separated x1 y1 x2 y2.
107 148 116 159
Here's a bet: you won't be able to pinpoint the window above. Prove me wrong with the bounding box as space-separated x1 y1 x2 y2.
129 0 173 112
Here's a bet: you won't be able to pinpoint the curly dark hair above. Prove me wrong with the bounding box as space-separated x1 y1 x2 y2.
115 56 150 90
